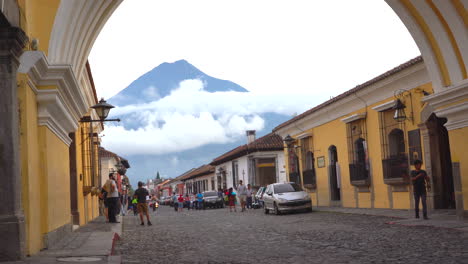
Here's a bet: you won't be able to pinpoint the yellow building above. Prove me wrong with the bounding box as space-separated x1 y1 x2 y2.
0 0 467 261
274 56 468 219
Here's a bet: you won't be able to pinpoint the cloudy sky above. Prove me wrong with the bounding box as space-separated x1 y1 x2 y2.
88 0 420 179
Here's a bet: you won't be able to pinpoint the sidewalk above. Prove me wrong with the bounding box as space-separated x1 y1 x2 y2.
6 216 122 264
315 206 468 231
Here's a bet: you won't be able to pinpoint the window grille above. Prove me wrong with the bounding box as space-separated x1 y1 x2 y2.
378 109 409 184
300 137 316 188
346 118 370 185
232 160 239 188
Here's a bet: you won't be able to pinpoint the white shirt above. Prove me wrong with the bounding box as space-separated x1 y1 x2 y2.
238 184 247 196
108 180 119 198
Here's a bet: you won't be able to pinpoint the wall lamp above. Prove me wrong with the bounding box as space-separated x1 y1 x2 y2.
392 89 414 124
80 98 120 123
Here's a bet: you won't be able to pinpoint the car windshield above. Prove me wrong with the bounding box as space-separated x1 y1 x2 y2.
203 191 218 197
273 183 302 194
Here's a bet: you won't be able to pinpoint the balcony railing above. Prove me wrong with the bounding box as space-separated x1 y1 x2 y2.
302 169 316 189
382 155 409 185
349 163 370 186
289 172 302 185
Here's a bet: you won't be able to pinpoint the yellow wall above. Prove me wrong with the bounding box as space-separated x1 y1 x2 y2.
448 127 468 211
19 0 61 54
38 126 71 232
18 76 42 254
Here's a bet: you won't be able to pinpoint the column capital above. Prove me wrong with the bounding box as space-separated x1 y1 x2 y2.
0 26 28 59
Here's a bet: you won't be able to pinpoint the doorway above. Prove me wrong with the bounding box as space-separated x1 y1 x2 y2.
426 114 455 209
328 145 341 202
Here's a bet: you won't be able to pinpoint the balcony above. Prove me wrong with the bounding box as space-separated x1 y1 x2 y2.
349 163 370 187
382 155 409 185
302 169 316 189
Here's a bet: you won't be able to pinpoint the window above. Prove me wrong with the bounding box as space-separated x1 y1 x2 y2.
300 137 316 188
346 118 369 185
379 109 409 184
232 161 239 188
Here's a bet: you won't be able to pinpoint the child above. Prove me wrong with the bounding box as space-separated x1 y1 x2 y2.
132 197 138 216
228 187 237 212
411 159 430 220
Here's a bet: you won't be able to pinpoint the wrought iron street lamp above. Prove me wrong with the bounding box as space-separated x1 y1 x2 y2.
392 89 414 124
283 135 295 147
82 98 120 123
393 99 407 122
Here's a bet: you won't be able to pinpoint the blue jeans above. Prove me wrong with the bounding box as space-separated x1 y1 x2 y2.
197 201 203 209
414 192 427 217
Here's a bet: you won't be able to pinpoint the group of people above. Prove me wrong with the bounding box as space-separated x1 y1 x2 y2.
100 175 153 226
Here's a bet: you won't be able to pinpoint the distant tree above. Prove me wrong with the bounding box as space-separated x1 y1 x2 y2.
156 171 160 180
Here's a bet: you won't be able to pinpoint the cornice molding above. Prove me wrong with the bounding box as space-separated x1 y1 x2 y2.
36 89 78 146
18 51 90 121
422 80 468 109
435 101 468 131
371 100 396 112
341 113 367 123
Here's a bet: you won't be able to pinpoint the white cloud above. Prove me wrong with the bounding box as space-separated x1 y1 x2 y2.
101 79 316 155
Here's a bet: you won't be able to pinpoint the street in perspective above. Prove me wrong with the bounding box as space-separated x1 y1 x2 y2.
2 1 468 264
115 205 468 264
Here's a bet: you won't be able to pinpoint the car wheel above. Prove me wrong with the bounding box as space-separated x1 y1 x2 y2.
274 203 281 215
264 205 269 214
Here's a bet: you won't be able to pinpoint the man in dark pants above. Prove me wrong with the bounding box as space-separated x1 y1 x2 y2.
411 160 430 220
106 173 120 223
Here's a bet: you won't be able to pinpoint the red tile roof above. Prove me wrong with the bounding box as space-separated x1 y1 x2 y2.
273 56 423 132
181 164 215 181
99 147 130 168
210 133 284 165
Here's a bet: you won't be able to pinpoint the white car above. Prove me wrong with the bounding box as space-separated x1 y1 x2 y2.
263 182 312 215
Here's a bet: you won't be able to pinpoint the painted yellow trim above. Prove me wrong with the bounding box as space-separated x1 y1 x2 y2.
452 0 468 29
257 163 275 168
401 0 452 86
427 0 467 79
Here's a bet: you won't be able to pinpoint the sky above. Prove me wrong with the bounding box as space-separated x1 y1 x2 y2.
89 0 420 99
88 0 420 181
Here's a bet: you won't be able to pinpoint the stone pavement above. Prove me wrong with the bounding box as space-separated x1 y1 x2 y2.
5 216 122 264
314 206 468 231
116 205 468 264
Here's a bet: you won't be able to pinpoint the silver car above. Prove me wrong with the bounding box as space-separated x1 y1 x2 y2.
263 182 312 215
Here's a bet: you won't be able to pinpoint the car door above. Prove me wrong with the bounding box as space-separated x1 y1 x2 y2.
263 185 273 209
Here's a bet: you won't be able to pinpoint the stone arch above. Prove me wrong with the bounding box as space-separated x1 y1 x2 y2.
386 0 468 91
48 0 123 79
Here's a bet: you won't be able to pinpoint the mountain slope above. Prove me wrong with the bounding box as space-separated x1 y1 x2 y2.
108 59 248 106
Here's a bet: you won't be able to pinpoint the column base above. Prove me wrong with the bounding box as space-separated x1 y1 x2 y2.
0 214 25 261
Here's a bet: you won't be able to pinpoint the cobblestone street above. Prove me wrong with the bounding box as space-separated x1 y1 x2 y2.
116 206 468 264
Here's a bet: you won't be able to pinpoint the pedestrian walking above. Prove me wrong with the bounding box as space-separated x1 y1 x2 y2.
246 184 253 209
172 192 178 212
105 173 120 223
134 181 152 226
228 187 237 212
178 194 184 212
411 159 430 220
237 180 247 212
196 191 204 210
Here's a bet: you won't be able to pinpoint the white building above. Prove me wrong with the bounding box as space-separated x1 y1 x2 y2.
210 131 286 192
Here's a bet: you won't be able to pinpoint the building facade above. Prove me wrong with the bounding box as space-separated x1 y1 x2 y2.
274 57 468 218
210 132 287 191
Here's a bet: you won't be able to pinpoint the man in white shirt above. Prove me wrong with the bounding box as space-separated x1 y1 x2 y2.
106 173 120 223
237 180 247 212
